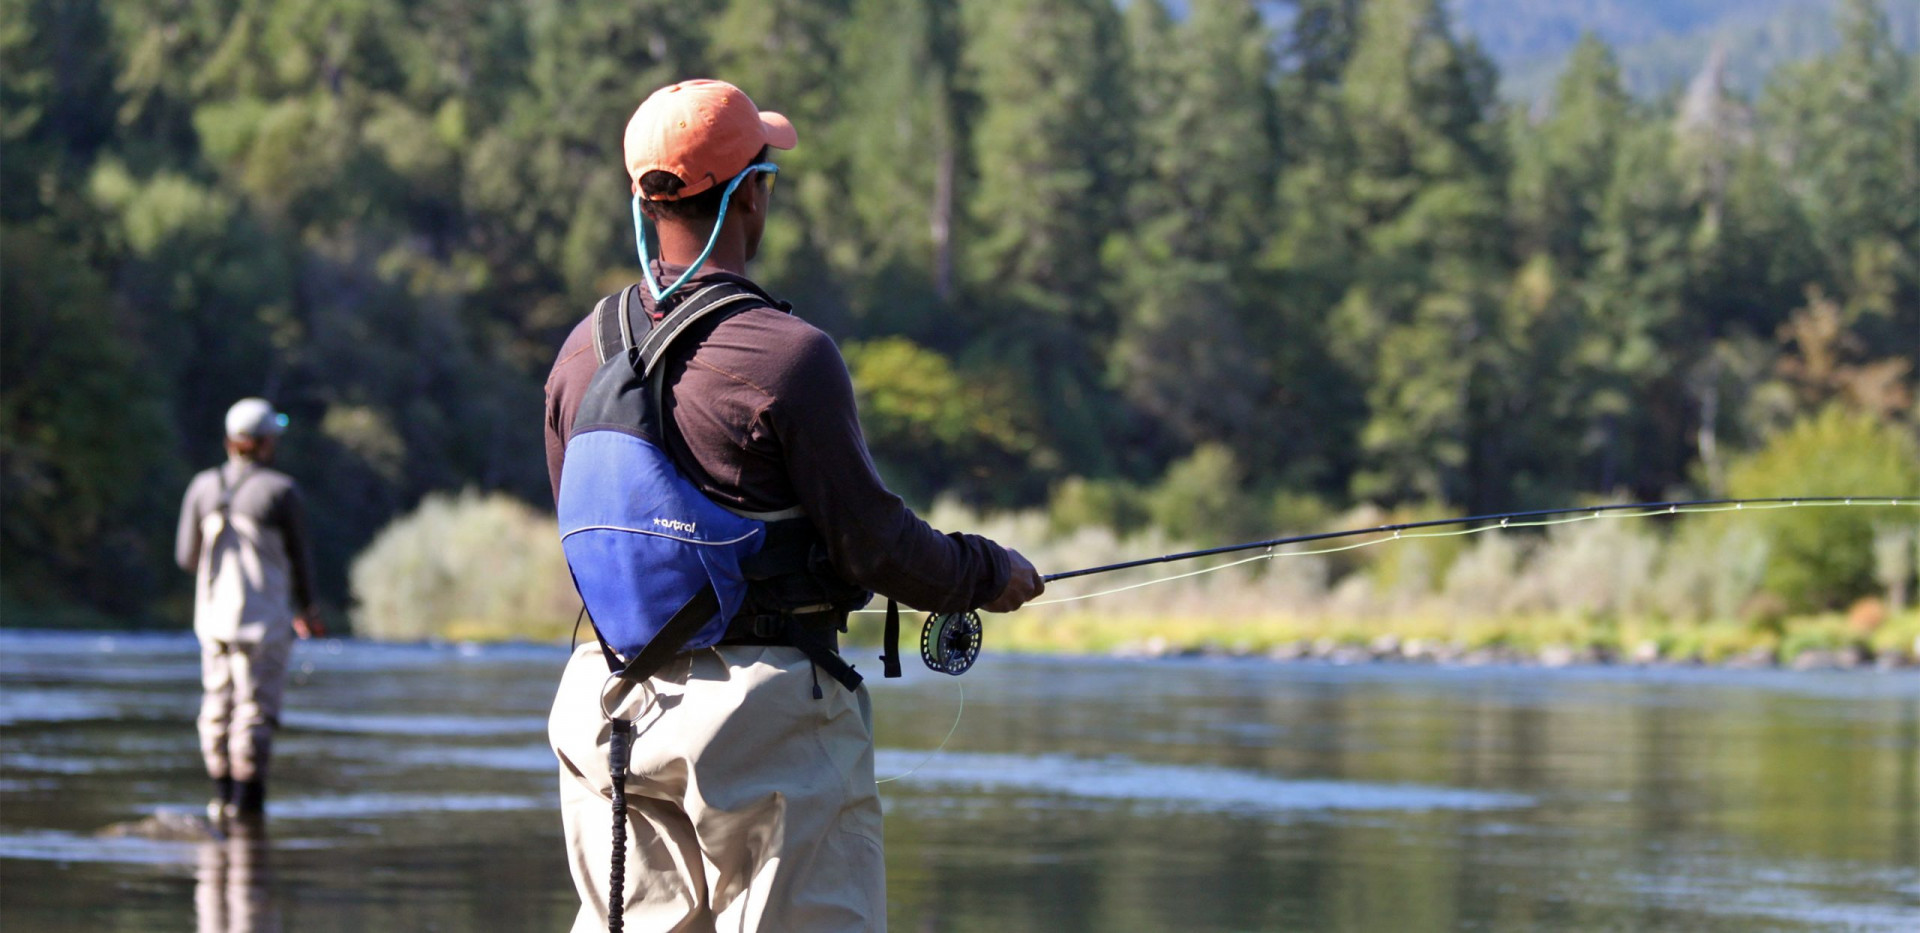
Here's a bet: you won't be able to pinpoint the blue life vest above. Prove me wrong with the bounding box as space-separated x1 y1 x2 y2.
557 283 882 686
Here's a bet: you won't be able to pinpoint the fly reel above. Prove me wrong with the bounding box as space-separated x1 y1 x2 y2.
920 610 982 676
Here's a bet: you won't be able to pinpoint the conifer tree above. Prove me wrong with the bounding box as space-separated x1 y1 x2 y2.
1760 0 1917 341
957 0 1131 472
814 0 964 337
1509 34 1627 273
1287 0 1511 505
960 0 1128 325
1107 0 1284 472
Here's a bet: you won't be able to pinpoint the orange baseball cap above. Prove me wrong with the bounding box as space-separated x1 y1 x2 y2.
623 79 797 200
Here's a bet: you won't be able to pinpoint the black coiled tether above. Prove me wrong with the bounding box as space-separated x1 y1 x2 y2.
920 611 982 675
606 716 635 932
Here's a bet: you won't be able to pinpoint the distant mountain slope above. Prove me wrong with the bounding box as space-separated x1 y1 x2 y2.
1447 0 1920 101
1449 0 1807 67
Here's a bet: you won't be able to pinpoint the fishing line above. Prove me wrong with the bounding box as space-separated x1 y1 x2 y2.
876 679 964 784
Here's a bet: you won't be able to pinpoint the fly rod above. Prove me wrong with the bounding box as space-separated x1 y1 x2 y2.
1040 496 1920 583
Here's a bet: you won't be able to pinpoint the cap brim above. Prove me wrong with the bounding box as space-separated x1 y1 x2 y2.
760 111 797 150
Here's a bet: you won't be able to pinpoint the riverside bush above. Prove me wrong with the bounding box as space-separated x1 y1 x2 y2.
1726 408 1920 611
350 490 578 642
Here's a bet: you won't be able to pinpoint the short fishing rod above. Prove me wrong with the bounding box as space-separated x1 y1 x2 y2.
1041 496 1920 583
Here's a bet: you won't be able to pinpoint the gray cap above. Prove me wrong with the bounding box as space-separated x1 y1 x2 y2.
225 398 288 440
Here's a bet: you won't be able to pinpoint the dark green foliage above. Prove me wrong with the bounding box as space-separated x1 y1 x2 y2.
1 226 178 613
2 0 1915 625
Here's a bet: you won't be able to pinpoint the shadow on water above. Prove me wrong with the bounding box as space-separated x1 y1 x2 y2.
2 631 1917 932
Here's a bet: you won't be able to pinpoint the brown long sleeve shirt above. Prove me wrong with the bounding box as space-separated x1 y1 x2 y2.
544 266 1010 613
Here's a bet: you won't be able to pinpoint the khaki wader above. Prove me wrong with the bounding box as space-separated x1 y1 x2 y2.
195 490 297 784
549 642 885 932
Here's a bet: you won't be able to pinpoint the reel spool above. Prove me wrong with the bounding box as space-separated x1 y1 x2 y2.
920 610 982 676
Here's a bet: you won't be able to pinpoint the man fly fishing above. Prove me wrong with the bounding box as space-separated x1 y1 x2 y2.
543 78 1044 932
175 397 324 825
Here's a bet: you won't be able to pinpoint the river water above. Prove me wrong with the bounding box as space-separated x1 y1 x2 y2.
1 630 1915 931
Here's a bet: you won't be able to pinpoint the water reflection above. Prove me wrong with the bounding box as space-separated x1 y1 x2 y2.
196 819 279 933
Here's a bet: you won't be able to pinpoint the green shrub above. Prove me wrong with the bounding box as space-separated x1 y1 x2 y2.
1355 502 1474 597
1144 444 1258 544
842 337 1041 506
349 490 578 642
1725 407 1920 611
1778 617 1853 661
1646 519 1769 622
1046 475 1149 534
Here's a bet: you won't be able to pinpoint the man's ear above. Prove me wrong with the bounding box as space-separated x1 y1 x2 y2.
732 177 762 217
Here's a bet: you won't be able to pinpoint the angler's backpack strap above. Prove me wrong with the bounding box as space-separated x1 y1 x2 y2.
633 283 768 376
590 286 635 366
214 464 256 518
636 283 774 426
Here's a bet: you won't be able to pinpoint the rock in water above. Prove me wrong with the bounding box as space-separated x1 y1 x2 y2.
97 810 224 842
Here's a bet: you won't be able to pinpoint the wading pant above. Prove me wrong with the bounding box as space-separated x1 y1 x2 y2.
549 642 885 933
198 634 292 783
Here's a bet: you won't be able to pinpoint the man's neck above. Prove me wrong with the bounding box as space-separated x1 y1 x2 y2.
654 220 749 278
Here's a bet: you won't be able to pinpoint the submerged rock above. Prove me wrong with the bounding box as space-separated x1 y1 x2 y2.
1368 635 1402 659
1399 638 1437 662
1267 641 1310 662
1723 647 1778 669
1326 646 1372 666
1789 647 1868 671
1538 645 1578 668
1629 641 1661 665
1789 650 1840 671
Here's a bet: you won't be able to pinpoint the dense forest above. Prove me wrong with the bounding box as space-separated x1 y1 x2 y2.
2 0 1915 629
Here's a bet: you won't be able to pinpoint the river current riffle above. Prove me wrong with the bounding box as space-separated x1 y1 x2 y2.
2 630 1915 931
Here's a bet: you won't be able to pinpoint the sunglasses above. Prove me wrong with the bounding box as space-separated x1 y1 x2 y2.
745 162 778 196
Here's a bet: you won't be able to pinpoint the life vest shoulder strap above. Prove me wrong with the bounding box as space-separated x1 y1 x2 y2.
588 281 770 372
213 464 258 519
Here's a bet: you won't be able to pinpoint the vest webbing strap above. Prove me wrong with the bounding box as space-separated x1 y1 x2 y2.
590 286 634 368
592 588 863 693
597 583 719 684
215 463 257 516
205 464 258 585
880 599 902 678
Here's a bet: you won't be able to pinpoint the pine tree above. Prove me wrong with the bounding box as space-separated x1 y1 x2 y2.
1284 0 1511 506
956 0 1132 474
959 0 1128 324
1106 0 1285 472
811 0 964 337
1509 34 1627 273
1760 0 1918 342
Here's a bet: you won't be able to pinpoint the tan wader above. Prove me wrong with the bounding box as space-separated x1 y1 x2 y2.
549 642 885 932
198 632 293 782
195 493 298 784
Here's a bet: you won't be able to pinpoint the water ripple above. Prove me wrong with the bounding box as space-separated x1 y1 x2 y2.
876 750 1532 814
